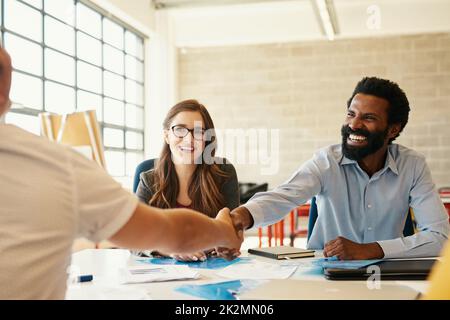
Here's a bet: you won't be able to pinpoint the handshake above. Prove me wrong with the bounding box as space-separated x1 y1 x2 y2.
170 206 254 262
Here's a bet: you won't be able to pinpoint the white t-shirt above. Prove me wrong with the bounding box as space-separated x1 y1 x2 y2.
0 124 138 299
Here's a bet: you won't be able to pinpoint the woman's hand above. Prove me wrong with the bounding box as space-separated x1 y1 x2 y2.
170 251 207 262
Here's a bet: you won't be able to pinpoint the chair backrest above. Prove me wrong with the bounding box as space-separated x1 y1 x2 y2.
132 159 156 193
239 183 269 204
306 196 415 242
307 197 318 241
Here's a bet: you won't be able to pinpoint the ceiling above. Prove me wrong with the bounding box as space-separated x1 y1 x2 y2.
152 0 450 47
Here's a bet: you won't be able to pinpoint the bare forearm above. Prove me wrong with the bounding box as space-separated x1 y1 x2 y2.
157 208 231 254
110 203 231 254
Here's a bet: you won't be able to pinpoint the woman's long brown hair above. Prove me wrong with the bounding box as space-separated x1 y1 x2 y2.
149 99 229 217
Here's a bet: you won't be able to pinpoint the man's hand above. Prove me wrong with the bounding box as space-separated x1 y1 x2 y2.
230 206 254 231
215 206 254 260
0 47 12 115
323 236 384 260
214 207 244 260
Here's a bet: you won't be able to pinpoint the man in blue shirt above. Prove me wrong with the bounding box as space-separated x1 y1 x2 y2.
228 77 449 260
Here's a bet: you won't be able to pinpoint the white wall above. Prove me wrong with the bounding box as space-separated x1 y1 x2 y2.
169 0 450 48
90 0 155 34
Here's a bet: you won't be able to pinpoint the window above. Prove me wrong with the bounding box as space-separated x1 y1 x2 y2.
1 0 146 186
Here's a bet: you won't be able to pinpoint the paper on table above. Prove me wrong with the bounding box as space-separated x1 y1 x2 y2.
138 257 250 269
175 279 267 300
119 265 200 284
217 260 297 280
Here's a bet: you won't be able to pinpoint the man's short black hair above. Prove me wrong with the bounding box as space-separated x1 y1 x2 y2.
347 77 410 143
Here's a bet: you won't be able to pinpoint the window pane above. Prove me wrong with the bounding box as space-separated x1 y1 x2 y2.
45 16 75 55
45 49 75 86
104 71 124 100
77 90 102 121
126 152 144 177
103 18 124 49
45 81 75 114
4 33 42 76
77 61 102 94
125 80 144 106
105 151 125 176
103 127 124 148
126 131 143 150
76 3 101 39
104 44 124 74
44 0 75 25
22 0 42 9
5 0 42 42
77 32 101 65
5 112 40 135
10 72 43 110
125 104 144 129
125 55 144 83
125 31 144 60
104 98 124 126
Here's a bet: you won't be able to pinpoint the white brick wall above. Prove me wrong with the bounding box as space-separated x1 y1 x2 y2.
178 33 450 189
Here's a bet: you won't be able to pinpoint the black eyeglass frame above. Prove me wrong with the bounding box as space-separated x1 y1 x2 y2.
170 125 206 140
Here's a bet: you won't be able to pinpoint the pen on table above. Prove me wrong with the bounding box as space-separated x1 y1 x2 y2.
77 274 93 283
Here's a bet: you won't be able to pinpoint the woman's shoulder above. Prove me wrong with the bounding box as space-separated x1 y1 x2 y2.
139 168 156 186
213 157 236 174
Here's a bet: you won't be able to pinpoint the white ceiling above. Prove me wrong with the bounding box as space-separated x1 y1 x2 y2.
160 0 450 47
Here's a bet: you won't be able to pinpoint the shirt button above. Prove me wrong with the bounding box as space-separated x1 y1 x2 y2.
368 227 373 231
367 204 372 208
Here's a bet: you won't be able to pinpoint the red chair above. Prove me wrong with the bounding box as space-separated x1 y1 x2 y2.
439 187 450 219
257 220 285 248
257 204 310 248
289 204 311 246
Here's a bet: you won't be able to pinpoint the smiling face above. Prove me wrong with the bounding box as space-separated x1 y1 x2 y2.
341 93 398 161
164 111 206 165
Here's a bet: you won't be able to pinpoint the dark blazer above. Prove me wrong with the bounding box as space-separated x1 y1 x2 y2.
135 157 240 214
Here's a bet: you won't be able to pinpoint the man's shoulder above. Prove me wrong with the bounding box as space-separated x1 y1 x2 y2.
313 144 343 164
390 144 426 163
1 124 71 156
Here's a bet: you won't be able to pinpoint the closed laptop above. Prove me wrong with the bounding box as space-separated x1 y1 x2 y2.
324 259 437 280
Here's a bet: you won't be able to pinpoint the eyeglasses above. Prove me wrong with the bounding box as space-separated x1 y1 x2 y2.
171 125 205 140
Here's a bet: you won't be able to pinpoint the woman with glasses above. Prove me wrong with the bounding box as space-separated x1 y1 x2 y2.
134 99 240 261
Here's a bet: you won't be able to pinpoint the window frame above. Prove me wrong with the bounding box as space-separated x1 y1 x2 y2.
1 0 146 179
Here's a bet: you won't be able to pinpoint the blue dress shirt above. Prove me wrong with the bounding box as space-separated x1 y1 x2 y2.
244 144 449 258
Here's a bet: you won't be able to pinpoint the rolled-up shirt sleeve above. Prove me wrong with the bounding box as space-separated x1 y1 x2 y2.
377 158 450 258
244 154 325 228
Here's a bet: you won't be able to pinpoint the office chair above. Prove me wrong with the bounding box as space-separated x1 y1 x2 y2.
132 158 156 193
305 196 416 242
239 183 269 204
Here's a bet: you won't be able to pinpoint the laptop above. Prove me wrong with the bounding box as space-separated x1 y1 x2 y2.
324 259 437 280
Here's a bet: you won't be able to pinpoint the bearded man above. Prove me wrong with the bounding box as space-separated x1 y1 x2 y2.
228 77 449 260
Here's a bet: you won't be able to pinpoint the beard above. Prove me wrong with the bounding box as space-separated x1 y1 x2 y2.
341 125 388 161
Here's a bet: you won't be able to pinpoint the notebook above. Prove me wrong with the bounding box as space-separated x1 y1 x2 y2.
248 246 315 260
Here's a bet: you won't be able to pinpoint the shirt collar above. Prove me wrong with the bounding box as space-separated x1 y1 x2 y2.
339 146 399 175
